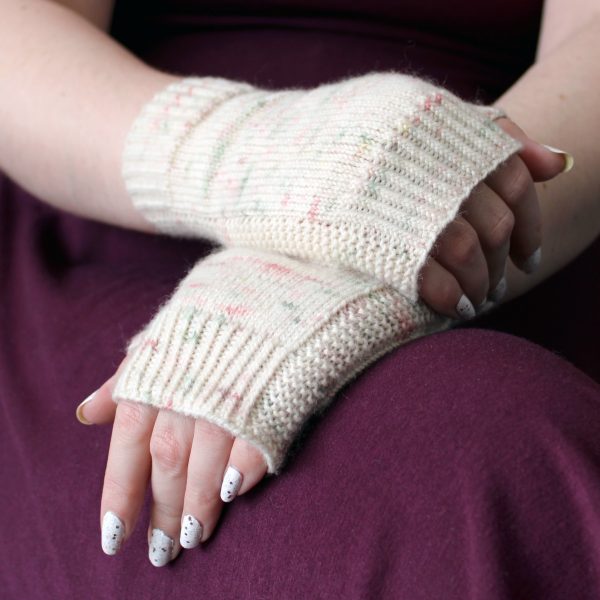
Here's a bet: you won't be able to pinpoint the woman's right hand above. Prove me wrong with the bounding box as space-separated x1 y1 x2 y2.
77 357 269 567
417 117 573 319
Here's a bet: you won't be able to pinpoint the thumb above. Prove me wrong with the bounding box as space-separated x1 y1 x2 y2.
75 356 129 425
495 117 574 181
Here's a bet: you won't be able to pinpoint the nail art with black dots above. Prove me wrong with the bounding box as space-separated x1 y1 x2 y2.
180 514 203 549
220 465 243 503
149 528 174 567
101 511 125 556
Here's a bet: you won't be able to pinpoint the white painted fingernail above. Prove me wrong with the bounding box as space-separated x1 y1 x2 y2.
522 247 541 274
541 144 574 173
149 528 174 567
477 300 496 315
220 465 243 503
180 515 203 549
488 276 507 303
76 390 97 425
101 511 125 556
456 295 476 320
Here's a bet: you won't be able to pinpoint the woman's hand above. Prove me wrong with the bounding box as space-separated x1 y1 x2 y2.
77 357 269 567
418 117 573 319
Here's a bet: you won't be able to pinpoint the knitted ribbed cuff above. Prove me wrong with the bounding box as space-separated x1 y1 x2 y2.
122 71 522 302
112 247 450 474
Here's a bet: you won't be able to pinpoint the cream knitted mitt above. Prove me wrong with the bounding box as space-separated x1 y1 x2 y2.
112 246 452 475
122 71 522 303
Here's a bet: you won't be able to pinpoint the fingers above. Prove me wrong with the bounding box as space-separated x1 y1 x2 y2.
179 419 235 550
179 420 268 552
227 438 268 498
495 117 573 181
147 409 196 566
418 257 477 319
460 182 512 296
76 355 129 425
484 152 542 272
430 215 489 308
100 400 157 556
100 401 269 567
94 363 269 566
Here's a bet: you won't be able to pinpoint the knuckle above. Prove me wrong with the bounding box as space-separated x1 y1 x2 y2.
195 418 232 442
503 164 530 206
487 209 515 249
114 402 148 443
451 228 479 266
150 427 185 475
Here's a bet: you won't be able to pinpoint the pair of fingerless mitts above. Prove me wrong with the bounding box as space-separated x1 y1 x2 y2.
113 71 522 474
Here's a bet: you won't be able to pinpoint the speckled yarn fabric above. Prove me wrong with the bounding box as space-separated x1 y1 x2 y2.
122 71 522 302
112 246 451 474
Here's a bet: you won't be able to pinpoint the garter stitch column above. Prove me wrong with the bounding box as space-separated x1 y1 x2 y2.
112 247 452 474
121 70 522 302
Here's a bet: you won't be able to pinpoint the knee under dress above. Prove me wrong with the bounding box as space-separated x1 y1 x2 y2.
2 1 600 598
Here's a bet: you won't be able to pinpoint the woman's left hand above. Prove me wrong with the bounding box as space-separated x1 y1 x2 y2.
77 356 269 567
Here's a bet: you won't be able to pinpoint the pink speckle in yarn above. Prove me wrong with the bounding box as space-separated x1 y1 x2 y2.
281 192 291 208
307 195 320 223
262 262 293 276
217 387 242 402
424 93 443 112
223 305 251 317
143 338 159 351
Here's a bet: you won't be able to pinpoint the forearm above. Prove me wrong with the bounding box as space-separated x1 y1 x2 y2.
496 16 600 302
0 0 177 232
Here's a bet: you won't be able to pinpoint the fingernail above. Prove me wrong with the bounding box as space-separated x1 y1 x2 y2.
220 465 243 503
488 276 507 303
149 528 174 567
541 144 574 173
477 300 496 315
456 295 476 320
180 515 203 549
522 247 541 274
76 390 97 425
101 511 125 556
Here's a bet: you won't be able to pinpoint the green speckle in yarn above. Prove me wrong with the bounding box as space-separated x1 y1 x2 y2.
280 300 297 310
238 167 251 198
367 178 379 197
183 329 202 344
181 374 196 397
359 133 376 145
181 305 198 319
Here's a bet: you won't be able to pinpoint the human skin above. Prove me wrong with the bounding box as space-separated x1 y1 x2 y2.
1 0 598 566
0 0 568 319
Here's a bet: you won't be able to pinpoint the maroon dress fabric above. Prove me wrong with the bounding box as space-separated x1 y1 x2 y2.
2 1 600 598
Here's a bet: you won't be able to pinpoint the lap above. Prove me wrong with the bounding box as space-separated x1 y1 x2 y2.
2 182 600 598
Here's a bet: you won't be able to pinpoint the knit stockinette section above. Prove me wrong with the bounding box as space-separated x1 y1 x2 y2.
112 247 452 475
122 71 522 302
